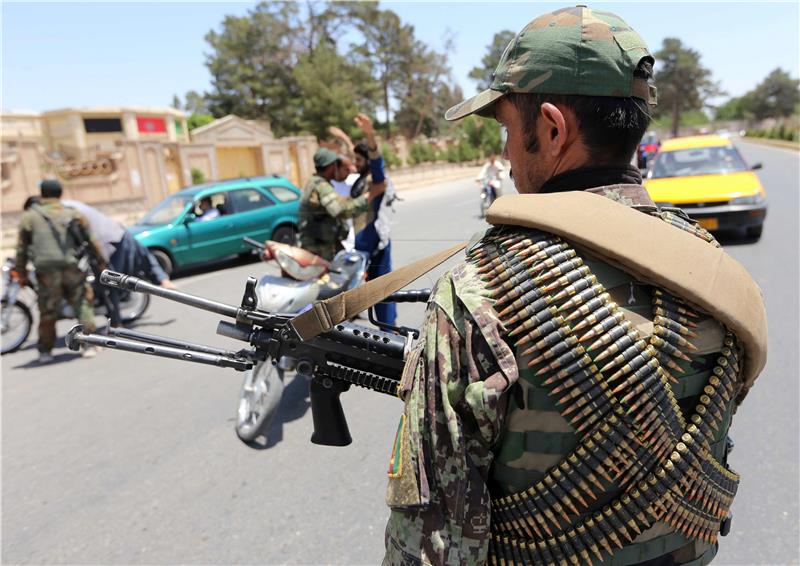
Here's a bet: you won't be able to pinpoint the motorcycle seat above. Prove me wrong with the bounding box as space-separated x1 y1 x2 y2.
263 241 330 281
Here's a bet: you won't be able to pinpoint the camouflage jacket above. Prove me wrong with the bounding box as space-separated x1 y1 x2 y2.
298 175 369 258
16 198 102 271
383 185 735 565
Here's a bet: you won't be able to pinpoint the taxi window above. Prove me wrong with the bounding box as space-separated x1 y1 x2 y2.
651 146 748 178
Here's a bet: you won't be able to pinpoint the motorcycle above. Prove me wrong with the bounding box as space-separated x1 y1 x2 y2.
480 179 502 218
235 237 369 443
0 257 150 354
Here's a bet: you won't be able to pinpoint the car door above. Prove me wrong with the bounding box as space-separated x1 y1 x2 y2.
225 187 276 251
183 190 237 263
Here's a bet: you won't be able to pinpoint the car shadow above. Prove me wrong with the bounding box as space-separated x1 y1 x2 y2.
714 229 762 247
237 372 311 450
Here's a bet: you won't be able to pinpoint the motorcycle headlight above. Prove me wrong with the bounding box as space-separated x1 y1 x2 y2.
730 194 764 205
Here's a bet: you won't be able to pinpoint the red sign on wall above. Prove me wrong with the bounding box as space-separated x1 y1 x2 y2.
136 116 166 134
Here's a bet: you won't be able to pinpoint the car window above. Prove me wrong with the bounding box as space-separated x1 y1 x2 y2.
193 192 228 218
139 194 193 225
228 188 275 213
650 146 748 179
267 185 300 203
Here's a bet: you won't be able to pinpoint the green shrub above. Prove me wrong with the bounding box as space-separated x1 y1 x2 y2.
381 143 403 168
457 140 479 162
445 145 459 163
190 167 205 185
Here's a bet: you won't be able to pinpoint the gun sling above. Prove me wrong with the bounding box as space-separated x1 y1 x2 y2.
290 191 767 390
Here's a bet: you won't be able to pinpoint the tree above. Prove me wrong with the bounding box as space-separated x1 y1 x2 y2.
187 113 214 131
653 38 722 136
346 3 417 137
468 30 515 91
183 90 209 115
171 94 182 110
203 2 303 136
394 34 456 139
714 96 748 121
749 68 800 120
293 45 376 138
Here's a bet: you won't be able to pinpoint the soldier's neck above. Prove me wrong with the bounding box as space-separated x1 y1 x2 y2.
539 164 642 194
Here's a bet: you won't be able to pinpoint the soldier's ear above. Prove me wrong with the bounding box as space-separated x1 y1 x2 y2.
539 103 568 157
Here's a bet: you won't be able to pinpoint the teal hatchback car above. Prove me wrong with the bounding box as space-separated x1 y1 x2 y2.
130 176 300 275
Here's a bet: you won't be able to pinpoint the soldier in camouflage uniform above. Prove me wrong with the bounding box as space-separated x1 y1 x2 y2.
383 7 765 566
299 148 382 261
16 179 104 363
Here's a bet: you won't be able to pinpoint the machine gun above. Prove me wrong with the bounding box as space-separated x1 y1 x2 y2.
66 270 429 446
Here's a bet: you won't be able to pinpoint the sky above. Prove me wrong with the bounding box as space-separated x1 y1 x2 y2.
2 1 799 114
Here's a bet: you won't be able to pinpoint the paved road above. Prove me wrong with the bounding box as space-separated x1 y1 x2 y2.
2 140 797 565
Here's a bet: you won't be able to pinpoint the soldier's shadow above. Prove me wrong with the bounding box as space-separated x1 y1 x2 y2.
13 350 81 369
240 373 312 450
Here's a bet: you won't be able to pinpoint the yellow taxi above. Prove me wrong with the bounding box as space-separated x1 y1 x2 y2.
644 135 767 239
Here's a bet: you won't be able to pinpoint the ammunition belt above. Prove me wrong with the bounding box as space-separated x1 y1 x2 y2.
467 223 742 565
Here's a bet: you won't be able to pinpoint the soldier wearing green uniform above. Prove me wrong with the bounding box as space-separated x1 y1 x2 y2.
299 148 378 261
383 6 766 566
16 180 104 363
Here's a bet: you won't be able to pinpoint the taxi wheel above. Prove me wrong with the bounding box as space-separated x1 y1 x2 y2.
746 225 763 240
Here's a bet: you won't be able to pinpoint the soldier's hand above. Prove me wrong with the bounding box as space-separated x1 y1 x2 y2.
160 279 177 290
328 126 348 140
354 113 375 138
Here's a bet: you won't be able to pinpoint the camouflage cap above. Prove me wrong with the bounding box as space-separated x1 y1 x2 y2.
445 5 656 121
314 148 340 169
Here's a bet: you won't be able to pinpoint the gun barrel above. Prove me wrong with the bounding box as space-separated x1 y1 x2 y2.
67 325 253 371
107 326 247 358
100 270 241 318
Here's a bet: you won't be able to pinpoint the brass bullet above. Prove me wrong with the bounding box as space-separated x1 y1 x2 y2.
586 320 635 352
573 308 623 336
529 335 580 367
552 275 599 303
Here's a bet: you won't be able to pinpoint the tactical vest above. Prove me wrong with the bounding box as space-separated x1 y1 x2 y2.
24 203 84 269
470 208 742 566
299 175 350 247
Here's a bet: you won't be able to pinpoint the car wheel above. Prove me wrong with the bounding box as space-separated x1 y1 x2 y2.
150 249 173 277
746 225 763 240
271 224 297 246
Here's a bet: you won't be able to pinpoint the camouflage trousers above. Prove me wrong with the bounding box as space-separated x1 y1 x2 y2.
35 266 96 353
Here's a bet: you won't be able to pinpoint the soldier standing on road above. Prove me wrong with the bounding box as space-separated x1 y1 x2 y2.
61 199 176 327
298 147 383 261
15 179 104 363
382 6 766 566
